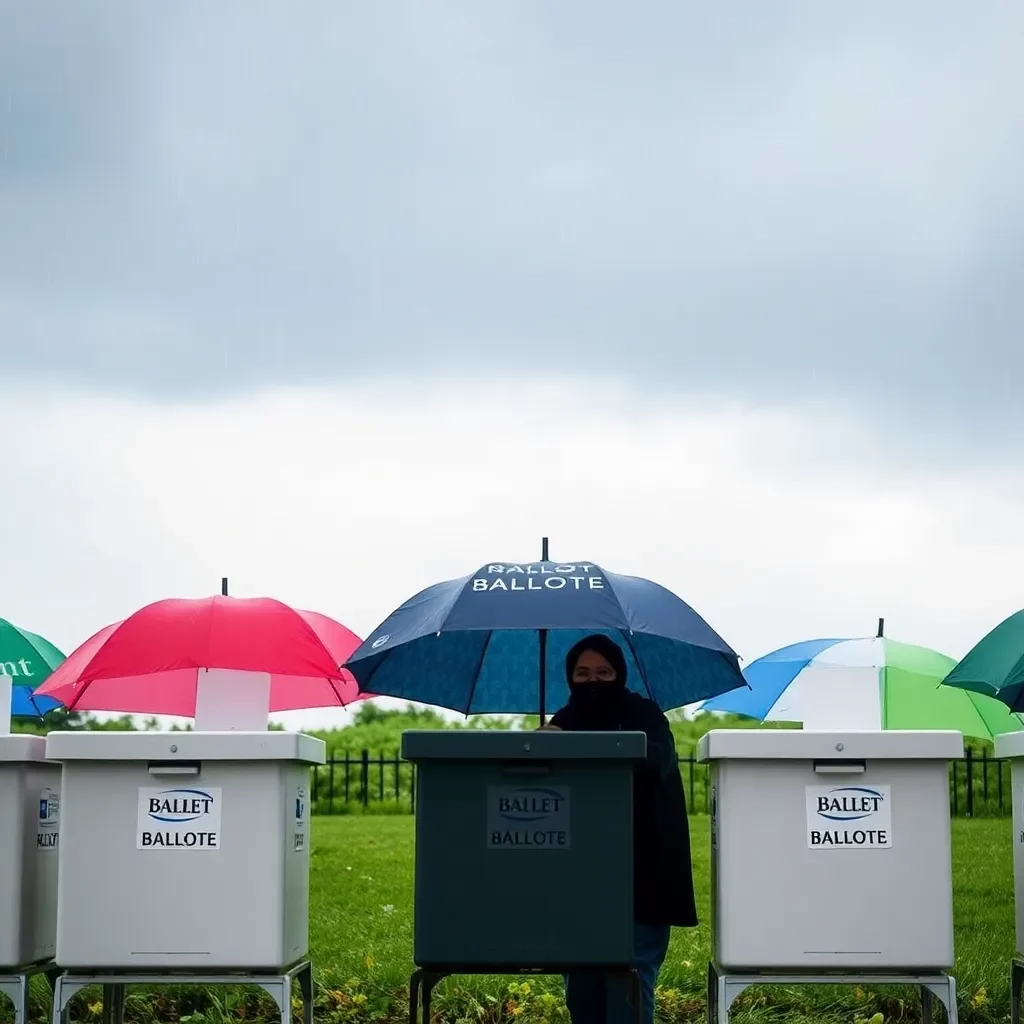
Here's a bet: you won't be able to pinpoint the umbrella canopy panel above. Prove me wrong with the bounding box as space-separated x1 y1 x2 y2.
700 636 1024 739
345 561 747 715
34 596 364 717
0 618 66 720
942 608 1024 712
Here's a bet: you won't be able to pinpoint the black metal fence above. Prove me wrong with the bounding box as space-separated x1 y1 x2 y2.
310 746 1013 819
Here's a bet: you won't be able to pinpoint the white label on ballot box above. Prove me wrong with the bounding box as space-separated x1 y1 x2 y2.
136 786 222 850
805 784 892 850
293 784 308 852
37 786 60 852
487 785 571 850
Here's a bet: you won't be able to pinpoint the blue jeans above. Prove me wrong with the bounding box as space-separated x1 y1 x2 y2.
564 923 672 1024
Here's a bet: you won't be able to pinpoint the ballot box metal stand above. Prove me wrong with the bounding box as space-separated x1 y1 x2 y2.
49 961 313 1024
0 962 60 1024
1011 956 1024 1024
410 964 640 1024
707 964 958 1024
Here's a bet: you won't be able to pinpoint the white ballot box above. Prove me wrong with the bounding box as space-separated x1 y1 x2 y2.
995 732 1024 954
45 730 325 970
697 729 963 972
993 731 1024 1024
0 735 61 968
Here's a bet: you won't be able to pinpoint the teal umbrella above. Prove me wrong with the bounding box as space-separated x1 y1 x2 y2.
0 618 66 718
942 608 1024 712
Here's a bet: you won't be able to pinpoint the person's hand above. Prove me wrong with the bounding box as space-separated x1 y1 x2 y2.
536 724 562 731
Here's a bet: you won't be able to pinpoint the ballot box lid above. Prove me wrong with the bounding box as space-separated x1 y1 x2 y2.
45 729 327 764
401 728 647 762
696 728 963 763
0 733 48 763
995 731 1024 759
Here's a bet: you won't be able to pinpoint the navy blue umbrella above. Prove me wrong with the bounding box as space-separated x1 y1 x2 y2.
345 557 747 719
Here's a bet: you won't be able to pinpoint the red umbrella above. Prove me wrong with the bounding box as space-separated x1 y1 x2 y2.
34 595 368 717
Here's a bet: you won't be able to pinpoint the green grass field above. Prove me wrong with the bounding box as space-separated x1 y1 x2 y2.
6 815 1017 1024
308 815 1014 1023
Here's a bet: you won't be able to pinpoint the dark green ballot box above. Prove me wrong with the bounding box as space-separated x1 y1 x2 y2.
402 729 646 971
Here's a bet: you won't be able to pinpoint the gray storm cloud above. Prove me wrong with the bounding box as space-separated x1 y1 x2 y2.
1 1 1022 441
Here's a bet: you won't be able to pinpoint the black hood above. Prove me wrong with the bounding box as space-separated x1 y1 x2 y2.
564 633 628 687
563 634 629 728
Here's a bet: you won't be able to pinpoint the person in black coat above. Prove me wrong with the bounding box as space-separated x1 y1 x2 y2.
539 633 697 1024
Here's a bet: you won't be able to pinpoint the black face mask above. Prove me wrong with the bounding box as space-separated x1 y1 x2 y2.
568 681 625 726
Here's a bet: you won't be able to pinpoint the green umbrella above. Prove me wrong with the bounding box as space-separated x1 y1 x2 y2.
884 641 1024 737
942 608 1024 713
0 618 66 718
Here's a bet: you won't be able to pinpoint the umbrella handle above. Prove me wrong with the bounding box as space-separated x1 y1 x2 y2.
539 537 550 725
539 628 548 726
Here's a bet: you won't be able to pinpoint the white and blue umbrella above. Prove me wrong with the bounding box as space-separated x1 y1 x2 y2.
698 633 1024 737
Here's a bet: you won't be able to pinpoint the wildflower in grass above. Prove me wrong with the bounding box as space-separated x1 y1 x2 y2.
853 1014 884 1024
381 904 395 915
364 953 375 969
973 987 988 1007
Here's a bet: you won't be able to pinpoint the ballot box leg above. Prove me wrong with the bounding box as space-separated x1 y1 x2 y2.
297 960 314 1024
1013 959 1024 1024
408 971 423 1024
420 973 442 1024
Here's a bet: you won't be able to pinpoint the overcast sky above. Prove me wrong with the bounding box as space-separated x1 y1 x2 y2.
3 3 1023 728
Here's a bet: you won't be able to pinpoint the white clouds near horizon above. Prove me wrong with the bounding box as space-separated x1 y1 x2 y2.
2 381 1021 728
